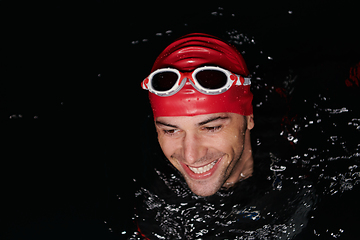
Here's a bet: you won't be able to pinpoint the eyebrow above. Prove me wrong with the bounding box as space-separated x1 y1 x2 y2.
197 116 229 126
155 120 179 128
155 116 229 128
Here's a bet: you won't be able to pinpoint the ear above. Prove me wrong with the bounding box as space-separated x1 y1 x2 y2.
246 114 254 130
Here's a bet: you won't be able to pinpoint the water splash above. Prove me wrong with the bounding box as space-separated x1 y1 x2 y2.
112 11 359 239
130 151 318 239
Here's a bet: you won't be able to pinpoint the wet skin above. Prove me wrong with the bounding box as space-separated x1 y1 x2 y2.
155 112 254 197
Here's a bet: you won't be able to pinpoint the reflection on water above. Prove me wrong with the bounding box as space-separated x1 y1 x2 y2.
113 16 360 239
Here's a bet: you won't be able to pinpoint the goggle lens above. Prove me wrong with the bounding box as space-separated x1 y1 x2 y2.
195 70 227 89
152 71 178 91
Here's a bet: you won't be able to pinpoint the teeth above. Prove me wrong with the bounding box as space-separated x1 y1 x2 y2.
188 160 217 174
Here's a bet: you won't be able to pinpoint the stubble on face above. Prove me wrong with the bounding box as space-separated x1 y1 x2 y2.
156 113 251 197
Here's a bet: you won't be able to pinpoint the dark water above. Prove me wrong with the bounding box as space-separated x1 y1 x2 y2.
2 1 359 240
122 29 360 239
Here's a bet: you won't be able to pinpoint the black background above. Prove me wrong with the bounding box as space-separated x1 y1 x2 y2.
1 0 359 239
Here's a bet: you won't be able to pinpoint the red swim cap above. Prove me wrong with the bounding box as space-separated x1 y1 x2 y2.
146 33 253 118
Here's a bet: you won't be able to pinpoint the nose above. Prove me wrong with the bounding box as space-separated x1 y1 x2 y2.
182 132 206 165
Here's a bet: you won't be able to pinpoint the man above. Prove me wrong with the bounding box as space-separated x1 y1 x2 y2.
142 33 255 197
134 33 315 239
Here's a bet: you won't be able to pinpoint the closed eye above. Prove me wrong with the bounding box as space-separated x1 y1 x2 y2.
163 129 180 135
202 125 222 132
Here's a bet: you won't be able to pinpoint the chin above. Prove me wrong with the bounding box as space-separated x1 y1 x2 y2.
185 176 225 197
190 187 219 197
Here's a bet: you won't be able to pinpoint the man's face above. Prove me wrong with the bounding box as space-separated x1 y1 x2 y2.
155 112 254 197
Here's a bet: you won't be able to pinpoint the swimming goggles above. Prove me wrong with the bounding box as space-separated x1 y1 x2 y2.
142 66 251 96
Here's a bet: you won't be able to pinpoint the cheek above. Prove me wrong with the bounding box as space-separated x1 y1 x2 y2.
158 135 177 159
214 130 245 167
214 130 244 153
158 137 183 171
232 132 246 152
232 131 246 156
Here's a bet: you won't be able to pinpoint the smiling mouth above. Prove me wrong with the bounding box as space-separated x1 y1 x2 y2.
179 156 223 180
188 159 218 174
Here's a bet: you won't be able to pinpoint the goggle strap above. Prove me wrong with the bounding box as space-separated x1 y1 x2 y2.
235 75 251 86
141 78 149 90
244 77 251 86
